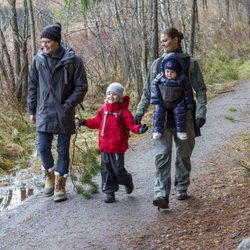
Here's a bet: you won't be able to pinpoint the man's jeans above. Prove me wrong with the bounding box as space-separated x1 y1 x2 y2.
37 132 71 176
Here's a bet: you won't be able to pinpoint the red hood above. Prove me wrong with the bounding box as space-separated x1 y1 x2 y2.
104 96 130 111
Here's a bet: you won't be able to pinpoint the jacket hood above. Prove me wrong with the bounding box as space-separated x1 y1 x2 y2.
104 96 130 111
121 96 130 108
36 43 75 64
162 47 190 60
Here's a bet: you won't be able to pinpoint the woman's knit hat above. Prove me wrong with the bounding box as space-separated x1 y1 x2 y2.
106 82 124 98
40 22 62 44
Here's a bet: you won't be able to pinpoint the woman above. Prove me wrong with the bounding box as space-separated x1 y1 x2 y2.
134 27 207 209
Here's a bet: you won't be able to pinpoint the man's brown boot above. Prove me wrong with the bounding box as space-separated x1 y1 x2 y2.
43 169 55 197
54 175 67 202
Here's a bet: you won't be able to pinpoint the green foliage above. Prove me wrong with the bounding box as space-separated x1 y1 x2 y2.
70 132 101 199
63 0 102 12
74 182 99 199
204 49 242 84
239 60 250 80
224 115 236 123
229 108 237 112
241 137 250 143
0 157 15 173
0 94 36 172
239 136 250 172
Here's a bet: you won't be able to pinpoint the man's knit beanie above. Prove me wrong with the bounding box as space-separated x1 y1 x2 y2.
163 58 182 75
106 82 124 98
40 22 62 44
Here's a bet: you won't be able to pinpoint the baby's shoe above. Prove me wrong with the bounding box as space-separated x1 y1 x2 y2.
177 132 187 140
153 132 162 139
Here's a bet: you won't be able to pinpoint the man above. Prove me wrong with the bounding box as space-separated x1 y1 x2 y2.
134 27 207 209
28 22 88 202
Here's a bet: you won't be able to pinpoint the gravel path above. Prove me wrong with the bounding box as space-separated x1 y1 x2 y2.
0 81 249 250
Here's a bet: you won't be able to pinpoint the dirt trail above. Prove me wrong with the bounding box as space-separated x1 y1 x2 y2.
0 81 249 250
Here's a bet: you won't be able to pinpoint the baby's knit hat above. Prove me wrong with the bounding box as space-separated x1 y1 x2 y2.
163 58 182 75
40 22 62 44
106 82 124 98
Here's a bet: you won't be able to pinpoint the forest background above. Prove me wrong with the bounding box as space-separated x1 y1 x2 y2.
0 0 250 178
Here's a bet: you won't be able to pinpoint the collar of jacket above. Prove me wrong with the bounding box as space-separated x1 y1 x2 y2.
104 96 130 112
42 45 65 59
37 44 75 66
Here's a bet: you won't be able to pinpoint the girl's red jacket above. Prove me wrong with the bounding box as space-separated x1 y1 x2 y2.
85 96 141 154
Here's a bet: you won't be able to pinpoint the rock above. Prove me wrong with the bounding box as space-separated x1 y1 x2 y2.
237 237 250 250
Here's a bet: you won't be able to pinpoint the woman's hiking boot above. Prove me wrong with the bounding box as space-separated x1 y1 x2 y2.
125 182 134 194
176 190 188 200
153 196 169 209
54 175 67 202
104 193 116 203
43 169 55 197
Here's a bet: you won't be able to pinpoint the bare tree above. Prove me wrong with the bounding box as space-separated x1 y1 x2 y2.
0 27 15 90
225 0 230 20
137 0 148 94
27 0 36 57
177 0 187 52
159 0 173 29
245 0 250 40
200 0 208 10
151 0 158 60
0 0 31 107
189 0 197 56
8 0 21 82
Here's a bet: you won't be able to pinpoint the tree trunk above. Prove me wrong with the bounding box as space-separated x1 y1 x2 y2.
12 0 29 107
27 0 36 57
200 0 208 10
246 0 250 40
0 57 11 90
160 0 173 29
177 0 187 52
225 0 230 20
130 7 143 100
0 27 15 91
114 0 132 83
189 0 197 56
152 0 158 60
20 0 29 107
138 0 148 97
8 0 21 86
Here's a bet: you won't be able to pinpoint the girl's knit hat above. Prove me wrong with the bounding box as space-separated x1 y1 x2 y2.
106 82 124 98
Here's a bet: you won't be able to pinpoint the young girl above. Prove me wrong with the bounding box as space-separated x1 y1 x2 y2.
78 82 148 203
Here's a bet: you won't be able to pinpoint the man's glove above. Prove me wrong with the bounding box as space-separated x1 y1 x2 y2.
195 118 205 128
134 114 143 124
77 119 86 127
139 124 148 134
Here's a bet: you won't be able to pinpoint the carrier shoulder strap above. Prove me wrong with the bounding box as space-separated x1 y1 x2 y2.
181 56 191 77
156 57 164 75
